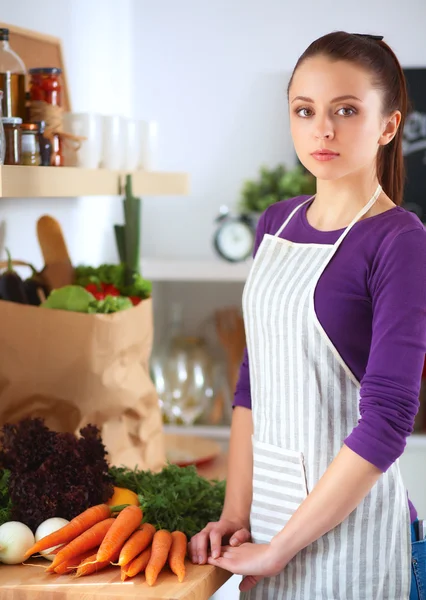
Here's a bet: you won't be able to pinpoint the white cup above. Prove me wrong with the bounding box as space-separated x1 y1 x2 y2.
101 115 124 170
62 112 103 169
123 118 141 171
138 120 159 171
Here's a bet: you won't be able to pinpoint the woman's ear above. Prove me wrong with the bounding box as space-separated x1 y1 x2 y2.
379 110 402 146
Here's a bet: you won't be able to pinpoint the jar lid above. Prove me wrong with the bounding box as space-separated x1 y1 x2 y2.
29 67 62 75
32 120 46 133
21 123 39 131
2 117 23 125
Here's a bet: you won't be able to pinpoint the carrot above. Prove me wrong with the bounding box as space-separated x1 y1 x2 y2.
23 504 112 560
48 518 115 572
96 505 143 563
75 548 120 577
53 549 97 575
121 546 152 581
118 523 156 567
145 529 172 586
168 531 187 583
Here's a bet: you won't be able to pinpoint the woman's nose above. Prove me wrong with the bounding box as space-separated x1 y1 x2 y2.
314 117 334 140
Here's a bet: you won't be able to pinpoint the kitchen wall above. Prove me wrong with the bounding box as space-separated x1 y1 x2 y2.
134 0 426 260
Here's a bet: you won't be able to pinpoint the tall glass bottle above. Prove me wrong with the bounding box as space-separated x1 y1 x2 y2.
151 304 216 425
0 28 26 121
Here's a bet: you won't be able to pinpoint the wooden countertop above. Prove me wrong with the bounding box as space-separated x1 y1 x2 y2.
0 559 231 600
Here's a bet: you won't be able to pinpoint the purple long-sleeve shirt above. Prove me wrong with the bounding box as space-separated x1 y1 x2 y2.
234 195 426 522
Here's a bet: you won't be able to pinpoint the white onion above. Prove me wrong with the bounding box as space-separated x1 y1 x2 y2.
35 517 70 561
0 521 35 564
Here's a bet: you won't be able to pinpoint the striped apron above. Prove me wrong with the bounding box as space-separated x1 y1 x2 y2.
241 184 411 599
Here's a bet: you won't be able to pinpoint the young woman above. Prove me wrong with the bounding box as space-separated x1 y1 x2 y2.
189 31 426 599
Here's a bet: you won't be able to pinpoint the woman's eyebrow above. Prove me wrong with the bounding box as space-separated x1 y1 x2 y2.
290 94 362 104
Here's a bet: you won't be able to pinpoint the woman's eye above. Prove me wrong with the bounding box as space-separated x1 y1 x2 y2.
296 107 313 118
337 107 356 117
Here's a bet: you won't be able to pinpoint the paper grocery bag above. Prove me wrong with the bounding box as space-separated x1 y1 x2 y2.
0 298 165 472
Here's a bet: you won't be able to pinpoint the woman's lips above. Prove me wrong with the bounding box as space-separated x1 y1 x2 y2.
311 150 340 162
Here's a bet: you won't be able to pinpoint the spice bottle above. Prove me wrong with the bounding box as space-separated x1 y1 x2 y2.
21 123 41 166
33 120 52 167
0 28 26 121
29 68 63 166
2 116 22 165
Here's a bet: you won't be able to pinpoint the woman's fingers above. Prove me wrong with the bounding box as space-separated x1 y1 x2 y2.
229 527 251 546
189 521 249 564
189 526 212 564
209 528 225 560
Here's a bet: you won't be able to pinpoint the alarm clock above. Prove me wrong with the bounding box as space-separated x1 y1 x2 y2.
213 206 255 263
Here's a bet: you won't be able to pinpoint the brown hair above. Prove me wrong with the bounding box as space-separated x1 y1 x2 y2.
288 31 408 206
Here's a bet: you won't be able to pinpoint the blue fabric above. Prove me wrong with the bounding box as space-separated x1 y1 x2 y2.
411 519 426 600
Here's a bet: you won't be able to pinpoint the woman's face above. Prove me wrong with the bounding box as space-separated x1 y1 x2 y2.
288 56 390 181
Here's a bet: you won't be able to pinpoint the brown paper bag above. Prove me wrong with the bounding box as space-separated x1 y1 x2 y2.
0 298 165 472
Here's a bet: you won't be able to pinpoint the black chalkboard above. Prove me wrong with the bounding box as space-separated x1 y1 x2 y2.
403 68 426 220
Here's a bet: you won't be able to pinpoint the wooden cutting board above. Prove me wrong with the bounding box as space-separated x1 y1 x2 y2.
0 560 232 600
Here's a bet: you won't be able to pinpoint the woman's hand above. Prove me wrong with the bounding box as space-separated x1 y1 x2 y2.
188 518 251 564
207 541 287 592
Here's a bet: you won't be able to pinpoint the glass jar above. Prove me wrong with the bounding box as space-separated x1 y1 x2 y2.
29 67 62 105
151 336 216 425
21 123 41 166
29 67 63 166
2 116 22 165
0 28 26 121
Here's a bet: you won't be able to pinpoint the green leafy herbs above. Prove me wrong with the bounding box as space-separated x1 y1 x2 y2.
0 470 12 526
109 463 226 539
88 295 133 314
239 164 316 213
0 419 114 531
75 264 152 300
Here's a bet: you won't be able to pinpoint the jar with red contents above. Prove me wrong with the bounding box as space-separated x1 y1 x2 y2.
29 68 63 166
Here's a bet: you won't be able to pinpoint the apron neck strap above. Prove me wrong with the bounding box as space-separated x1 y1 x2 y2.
274 196 314 237
334 183 382 247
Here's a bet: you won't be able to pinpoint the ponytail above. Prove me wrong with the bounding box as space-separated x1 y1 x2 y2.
375 40 409 206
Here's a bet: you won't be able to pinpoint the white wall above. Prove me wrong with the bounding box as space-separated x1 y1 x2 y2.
0 0 135 269
134 0 426 261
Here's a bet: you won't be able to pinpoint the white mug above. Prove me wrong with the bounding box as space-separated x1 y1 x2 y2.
138 120 159 171
123 118 141 171
62 112 102 169
101 115 124 170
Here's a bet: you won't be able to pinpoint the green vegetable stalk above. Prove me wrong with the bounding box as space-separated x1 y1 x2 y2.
115 175 141 285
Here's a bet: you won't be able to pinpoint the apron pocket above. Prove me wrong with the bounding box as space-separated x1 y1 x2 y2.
411 539 426 600
250 437 308 543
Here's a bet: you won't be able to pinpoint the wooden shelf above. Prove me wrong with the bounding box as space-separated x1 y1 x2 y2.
141 258 252 282
0 166 189 198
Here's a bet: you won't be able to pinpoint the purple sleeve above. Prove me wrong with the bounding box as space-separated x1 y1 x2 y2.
344 227 426 471
233 211 268 409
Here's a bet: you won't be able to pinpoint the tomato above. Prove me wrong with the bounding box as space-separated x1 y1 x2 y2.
102 283 120 296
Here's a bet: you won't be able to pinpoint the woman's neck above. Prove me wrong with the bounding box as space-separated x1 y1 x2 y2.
307 171 383 231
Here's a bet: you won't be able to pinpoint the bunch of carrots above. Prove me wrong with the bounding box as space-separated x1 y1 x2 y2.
23 503 187 585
